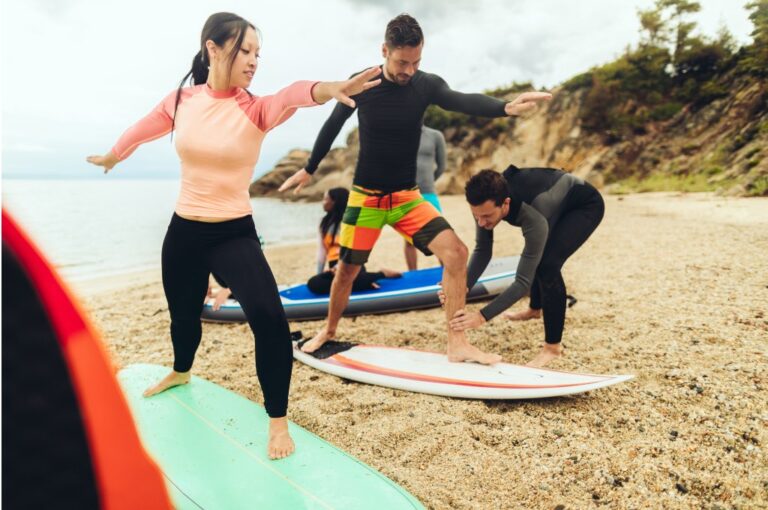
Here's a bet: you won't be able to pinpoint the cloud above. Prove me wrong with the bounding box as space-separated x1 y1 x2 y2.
4 143 52 153
341 0 475 22
28 0 77 18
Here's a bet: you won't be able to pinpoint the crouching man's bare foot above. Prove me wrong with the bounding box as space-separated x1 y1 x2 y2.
300 327 334 353
525 343 563 368
268 417 295 460
447 334 502 365
143 370 191 397
502 307 541 321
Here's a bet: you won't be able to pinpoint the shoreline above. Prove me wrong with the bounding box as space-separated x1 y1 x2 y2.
68 267 163 299
69 240 319 299
69 190 758 297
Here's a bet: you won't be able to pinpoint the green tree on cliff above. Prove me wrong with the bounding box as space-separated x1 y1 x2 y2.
740 0 768 75
567 0 742 138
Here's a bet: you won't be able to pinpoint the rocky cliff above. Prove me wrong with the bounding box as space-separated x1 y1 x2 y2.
249 130 359 202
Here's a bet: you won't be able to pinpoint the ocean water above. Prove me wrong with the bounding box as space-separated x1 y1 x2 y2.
2 179 323 281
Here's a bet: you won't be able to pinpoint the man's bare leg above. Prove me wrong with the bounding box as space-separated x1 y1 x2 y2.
526 343 563 368
503 306 541 321
428 230 502 365
301 261 362 353
404 241 418 271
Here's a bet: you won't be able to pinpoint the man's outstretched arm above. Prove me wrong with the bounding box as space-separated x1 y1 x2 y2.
279 66 380 193
306 103 355 173
428 74 552 118
466 225 494 290
279 103 355 193
479 204 548 321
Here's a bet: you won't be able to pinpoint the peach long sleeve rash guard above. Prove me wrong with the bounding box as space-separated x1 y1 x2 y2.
111 81 319 218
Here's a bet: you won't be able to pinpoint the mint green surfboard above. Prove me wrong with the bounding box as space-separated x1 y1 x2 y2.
118 364 423 510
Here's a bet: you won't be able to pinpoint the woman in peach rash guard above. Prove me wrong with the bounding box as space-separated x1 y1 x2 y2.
87 12 381 460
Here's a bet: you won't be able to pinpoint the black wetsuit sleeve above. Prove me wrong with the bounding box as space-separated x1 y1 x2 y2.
434 131 446 180
480 203 549 321
305 102 356 174
466 225 493 290
428 74 507 117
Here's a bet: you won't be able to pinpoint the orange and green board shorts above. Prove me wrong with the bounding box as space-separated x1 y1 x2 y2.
339 186 452 265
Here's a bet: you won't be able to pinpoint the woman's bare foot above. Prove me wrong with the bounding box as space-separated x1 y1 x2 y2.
268 417 295 460
502 307 541 321
143 370 191 397
380 268 402 278
447 336 502 365
525 343 563 368
300 327 334 353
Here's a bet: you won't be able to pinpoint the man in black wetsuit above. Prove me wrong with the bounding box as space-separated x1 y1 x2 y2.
445 166 605 367
280 14 552 364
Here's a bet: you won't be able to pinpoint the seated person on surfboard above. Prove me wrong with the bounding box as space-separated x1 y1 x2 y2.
441 166 604 368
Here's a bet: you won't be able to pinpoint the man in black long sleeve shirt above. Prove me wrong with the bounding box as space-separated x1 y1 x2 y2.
280 14 552 364
446 167 605 368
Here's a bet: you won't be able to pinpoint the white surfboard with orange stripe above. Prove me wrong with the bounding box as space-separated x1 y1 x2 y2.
293 342 633 399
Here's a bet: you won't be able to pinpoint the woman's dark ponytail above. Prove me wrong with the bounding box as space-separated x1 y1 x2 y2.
171 50 210 134
320 188 350 237
191 50 210 85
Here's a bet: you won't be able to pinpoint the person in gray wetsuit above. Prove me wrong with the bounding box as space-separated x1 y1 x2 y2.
404 125 447 270
447 165 604 367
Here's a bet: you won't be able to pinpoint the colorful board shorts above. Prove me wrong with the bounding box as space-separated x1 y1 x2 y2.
339 186 452 265
421 192 442 213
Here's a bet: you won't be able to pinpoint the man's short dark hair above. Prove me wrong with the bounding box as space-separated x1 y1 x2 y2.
385 14 423 48
465 169 509 206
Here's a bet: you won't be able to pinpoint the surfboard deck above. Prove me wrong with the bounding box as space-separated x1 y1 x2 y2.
202 256 519 323
293 342 633 400
118 364 424 510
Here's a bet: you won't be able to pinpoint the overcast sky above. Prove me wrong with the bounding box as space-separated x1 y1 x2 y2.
1 0 755 179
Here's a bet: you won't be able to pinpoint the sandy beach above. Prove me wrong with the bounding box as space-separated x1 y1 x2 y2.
79 192 767 509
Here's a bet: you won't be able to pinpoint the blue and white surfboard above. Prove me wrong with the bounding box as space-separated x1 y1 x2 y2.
201 256 519 323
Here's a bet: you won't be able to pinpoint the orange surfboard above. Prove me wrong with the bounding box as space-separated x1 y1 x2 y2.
3 209 171 509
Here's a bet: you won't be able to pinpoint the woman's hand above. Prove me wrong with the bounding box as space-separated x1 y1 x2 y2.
437 283 445 307
212 288 232 311
312 67 382 108
449 309 487 331
504 91 553 116
86 151 120 174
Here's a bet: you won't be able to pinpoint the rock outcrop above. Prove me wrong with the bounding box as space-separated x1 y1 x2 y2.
249 131 359 201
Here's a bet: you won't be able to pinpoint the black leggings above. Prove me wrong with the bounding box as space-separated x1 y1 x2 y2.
529 185 605 344
306 264 385 295
161 214 292 418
